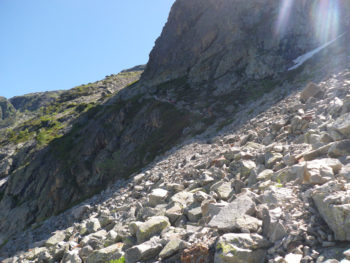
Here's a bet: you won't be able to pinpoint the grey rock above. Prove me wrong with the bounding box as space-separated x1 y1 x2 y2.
148 189 169 207
208 193 261 232
45 231 66 247
125 237 163 263
215 233 269 263
312 181 350 241
86 243 124 263
300 83 323 103
159 238 186 259
332 113 350 138
131 216 170 243
328 140 350 157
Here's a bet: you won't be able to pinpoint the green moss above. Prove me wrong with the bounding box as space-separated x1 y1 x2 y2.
216 242 237 255
109 256 125 263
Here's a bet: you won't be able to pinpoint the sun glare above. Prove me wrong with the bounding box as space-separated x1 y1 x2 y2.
275 0 341 44
311 0 340 43
275 0 294 37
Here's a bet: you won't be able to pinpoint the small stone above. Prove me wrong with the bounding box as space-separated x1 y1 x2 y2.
149 189 169 207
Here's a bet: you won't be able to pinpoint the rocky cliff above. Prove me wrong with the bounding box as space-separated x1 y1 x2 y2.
1 0 350 262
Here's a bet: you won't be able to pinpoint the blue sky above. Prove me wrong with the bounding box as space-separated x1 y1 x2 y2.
0 0 175 98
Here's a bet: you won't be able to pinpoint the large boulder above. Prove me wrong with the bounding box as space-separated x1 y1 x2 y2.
312 181 350 241
86 244 124 263
125 237 164 263
208 193 261 232
214 233 270 263
332 113 350 138
130 216 170 243
328 140 350 157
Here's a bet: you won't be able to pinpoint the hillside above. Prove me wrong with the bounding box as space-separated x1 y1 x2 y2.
1 0 350 262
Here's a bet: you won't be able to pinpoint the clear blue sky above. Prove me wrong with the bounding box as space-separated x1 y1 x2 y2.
0 0 175 98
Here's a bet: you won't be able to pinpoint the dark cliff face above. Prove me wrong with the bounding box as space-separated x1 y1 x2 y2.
0 97 16 127
142 0 350 89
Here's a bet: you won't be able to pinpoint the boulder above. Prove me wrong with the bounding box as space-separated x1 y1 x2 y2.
332 113 350 138
208 193 261 232
132 216 170 243
339 164 350 181
302 158 342 185
148 188 169 207
45 230 66 247
61 249 82 263
300 83 323 103
86 243 124 263
265 152 283 169
171 191 194 207
159 238 186 259
262 207 287 242
125 237 163 263
312 181 350 241
214 233 269 263
238 160 256 177
328 140 350 157
186 206 202 222
210 180 233 200
165 202 183 224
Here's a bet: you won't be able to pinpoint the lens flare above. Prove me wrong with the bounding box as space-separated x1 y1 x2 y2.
311 0 340 44
275 0 295 37
275 0 341 44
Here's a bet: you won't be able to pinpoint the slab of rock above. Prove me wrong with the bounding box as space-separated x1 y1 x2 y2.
165 202 183 224
328 140 350 157
312 181 350 241
86 243 124 263
302 158 342 185
340 164 350 181
125 237 163 263
210 180 233 200
148 188 169 207
214 233 269 263
132 216 170 243
300 83 323 103
262 207 287 242
45 230 66 247
186 206 202 222
265 152 283 169
208 194 261 232
171 191 194 207
332 113 350 138
61 249 82 263
86 218 101 234
159 238 186 259
238 160 256 177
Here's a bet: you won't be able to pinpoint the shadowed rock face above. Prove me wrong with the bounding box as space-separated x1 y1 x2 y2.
0 97 16 126
142 0 350 88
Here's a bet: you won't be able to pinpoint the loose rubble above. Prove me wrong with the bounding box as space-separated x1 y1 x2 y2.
1 69 350 263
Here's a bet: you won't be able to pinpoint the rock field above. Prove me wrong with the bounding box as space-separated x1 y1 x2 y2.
1 64 350 263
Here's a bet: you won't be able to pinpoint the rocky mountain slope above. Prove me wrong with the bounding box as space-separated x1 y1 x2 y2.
1 0 350 262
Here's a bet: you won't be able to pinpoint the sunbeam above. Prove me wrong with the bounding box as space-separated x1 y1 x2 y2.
275 0 295 37
311 0 340 44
